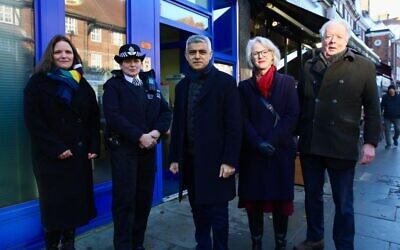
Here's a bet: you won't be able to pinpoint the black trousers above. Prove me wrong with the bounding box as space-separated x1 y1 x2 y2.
111 146 156 250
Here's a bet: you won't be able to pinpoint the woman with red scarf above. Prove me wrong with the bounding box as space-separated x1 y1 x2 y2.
238 36 299 250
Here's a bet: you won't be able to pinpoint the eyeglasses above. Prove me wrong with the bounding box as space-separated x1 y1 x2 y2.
252 49 272 58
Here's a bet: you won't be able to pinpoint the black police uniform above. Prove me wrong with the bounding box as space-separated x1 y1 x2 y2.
103 69 171 249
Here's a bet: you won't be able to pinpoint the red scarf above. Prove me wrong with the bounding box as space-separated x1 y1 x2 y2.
256 65 276 98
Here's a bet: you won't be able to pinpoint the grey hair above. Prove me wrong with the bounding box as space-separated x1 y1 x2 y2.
246 36 281 69
319 19 351 41
185 34 212 52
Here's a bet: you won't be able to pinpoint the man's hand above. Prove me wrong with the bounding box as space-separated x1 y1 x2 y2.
219 164 235 178
139 134 157 149
58 149 73 160
359 143 375 165
170 162 179 174
149 130 161 140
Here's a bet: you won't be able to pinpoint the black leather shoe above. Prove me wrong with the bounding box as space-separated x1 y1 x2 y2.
293 239 324 250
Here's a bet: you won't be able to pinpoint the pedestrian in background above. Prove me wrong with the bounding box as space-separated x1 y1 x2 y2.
103 44 171 250
24 35 100 250
237 36 299 250
294 19 381 250
381 85 400 149
169 34 242 250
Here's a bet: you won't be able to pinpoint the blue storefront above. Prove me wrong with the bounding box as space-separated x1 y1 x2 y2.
0 0 237 248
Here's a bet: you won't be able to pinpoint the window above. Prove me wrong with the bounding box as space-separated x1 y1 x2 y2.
185 0 208 9
112 60 120 70
112 32 123 46
65 17 77 35
91 28 102 42
65 0 127 184
160 0 209 31
0 2 35 207
90 53 102 68
397 67 400 81
0 5 20 25
397 44 400 58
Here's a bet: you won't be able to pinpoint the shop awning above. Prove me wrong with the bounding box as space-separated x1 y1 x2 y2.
348 32 380 63
260 0 329 46
376 62 392 78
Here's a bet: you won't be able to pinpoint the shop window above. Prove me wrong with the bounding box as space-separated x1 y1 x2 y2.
185 0 208 9
214 62 233 76
65 17 77 35
160 0 209 31
0 1 35 207
91 28 102 42
65 0 126 184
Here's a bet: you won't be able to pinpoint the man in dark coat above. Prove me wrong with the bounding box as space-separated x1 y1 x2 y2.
381 85 400 148
294 20 381 250
169 34 242 250
103 44 171 250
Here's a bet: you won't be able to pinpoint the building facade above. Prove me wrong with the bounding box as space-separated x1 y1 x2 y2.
0 0 387 248
0 0 237 248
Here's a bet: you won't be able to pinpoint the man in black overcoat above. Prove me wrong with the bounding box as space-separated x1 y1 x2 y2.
169 34 242 250
294 20 381 250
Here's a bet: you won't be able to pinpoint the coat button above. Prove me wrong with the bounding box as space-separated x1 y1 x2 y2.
332 99 338 104
77 141 83 147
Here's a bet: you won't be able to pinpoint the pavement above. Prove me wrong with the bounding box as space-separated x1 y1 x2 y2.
75 142 400 250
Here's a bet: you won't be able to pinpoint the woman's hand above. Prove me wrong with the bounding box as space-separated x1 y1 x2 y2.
88 153 98 160
58 149 73 160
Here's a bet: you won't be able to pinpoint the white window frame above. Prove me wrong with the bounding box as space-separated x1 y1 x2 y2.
90 53 102 69
112 60 120 70
112 32 123 46
0 5 17 24
65 17 78 35
397 44 400 58
91 28 102 42
397 67 400 81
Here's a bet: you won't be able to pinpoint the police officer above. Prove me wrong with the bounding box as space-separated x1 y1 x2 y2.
103 44 171 250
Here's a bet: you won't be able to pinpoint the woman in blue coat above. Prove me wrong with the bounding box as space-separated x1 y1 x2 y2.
238 36 299 250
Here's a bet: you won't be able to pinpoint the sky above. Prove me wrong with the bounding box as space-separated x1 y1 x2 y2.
369 0 400 19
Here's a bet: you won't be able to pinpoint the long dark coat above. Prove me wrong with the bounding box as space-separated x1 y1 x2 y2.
24 72 99 230
238 72 299 201
297 49 381 161
169 66 242 205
